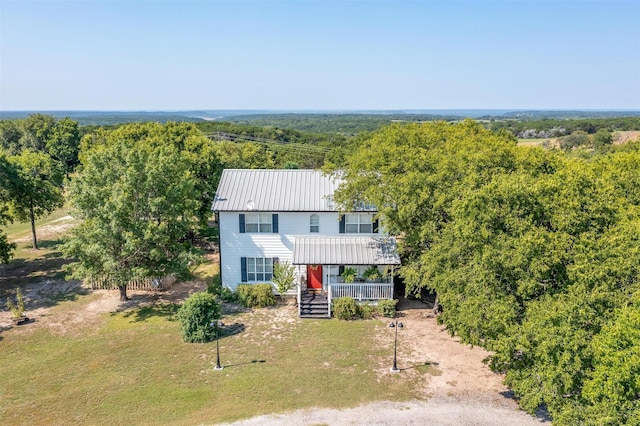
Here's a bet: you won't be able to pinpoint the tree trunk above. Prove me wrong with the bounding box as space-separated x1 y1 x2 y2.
30 204 38 250
118 285 129 301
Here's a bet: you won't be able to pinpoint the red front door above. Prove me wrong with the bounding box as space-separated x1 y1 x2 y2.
307 265 323 290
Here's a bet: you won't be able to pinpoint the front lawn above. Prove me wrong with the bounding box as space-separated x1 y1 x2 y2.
0 298 429 425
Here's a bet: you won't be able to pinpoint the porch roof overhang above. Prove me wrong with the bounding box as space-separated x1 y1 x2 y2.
292 236 401 266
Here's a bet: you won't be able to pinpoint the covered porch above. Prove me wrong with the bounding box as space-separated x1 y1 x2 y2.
292 236 401 317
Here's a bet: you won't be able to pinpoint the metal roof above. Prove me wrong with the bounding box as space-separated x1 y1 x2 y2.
293 236 401 265
211 169 344 212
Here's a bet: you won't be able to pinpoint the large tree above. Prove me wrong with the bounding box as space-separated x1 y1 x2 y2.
63 137 200 301
9 150 64 249
78 122 222 227
47 117 81 175
19 113 56 152
0 150 19 262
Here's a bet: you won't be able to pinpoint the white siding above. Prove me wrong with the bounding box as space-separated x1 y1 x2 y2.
219 211 344 289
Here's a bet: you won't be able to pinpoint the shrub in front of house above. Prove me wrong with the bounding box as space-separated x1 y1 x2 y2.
332 297 360 320
377 299 398 318
359 302 377 320
207 275 238 303
236 284 276 308
177 292 221 343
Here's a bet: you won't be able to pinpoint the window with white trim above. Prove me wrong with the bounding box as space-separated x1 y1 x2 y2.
345 213 373 233
245 213 272 233
247 257 273 281
310 214 319 233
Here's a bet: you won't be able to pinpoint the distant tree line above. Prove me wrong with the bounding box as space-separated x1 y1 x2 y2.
491 116 640 138
224 113 461 134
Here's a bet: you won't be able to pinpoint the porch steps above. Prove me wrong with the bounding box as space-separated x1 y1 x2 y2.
299 292 330 319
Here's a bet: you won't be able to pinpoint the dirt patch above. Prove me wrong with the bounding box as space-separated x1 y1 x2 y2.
0 279 206 335
393 299 509 403
613 130 640 144
11 215 78 244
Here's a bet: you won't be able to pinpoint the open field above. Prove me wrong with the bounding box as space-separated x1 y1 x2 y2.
517 130 640 148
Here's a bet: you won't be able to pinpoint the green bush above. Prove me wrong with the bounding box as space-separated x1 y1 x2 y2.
177 292 221 343
359 302 376 320
207 275 238 303
332 297 360 320
236 284 276 308
377 299 398 318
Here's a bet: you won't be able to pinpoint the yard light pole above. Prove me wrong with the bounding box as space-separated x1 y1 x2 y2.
389 319 403 373
211 320 224 371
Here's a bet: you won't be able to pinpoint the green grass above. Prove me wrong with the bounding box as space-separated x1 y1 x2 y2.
0 300 430 425
2 205 76 242
0 206 79 293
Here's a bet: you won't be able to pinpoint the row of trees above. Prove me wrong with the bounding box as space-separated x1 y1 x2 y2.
0 113 81 174
332 121 639 424
491 116 640 137
0 114 88 260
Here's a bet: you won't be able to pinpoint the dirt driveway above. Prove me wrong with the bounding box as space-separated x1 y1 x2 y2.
1 283 547 425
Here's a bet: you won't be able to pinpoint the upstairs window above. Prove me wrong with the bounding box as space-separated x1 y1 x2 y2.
345 213 373 233
310 214 319 233
240 213 278 233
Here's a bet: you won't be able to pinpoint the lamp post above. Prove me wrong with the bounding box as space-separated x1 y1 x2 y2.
211 320 224 371
389 319 403 373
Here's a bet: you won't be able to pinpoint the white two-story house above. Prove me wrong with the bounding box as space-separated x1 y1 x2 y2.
211 169 400 317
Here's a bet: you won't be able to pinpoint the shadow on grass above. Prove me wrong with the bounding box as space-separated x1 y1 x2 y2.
0 239 73 291
118 302 180 322
399 360 440 372
219 322 246 338
37 239 64 250
28 286 89 310
224 359 267 369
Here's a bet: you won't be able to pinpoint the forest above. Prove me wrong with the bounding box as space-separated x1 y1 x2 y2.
223 112 640 136
331 121 640 425
1 113 639 424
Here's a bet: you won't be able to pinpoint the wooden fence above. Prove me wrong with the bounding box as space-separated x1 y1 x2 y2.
88 275 176 291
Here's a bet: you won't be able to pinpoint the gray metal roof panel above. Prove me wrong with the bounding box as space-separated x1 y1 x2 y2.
211 169 343 212
293 236 400 265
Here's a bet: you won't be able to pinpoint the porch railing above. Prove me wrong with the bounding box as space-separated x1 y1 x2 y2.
329 283 393 301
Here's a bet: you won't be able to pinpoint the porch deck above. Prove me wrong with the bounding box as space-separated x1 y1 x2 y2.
329 282 393 301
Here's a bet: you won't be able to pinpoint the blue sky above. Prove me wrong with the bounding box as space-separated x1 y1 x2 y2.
1 0 639 110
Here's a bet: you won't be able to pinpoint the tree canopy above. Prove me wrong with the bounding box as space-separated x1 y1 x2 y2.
332 120 640 424
63 126 201 301
0 150 19 262
9 149 64 249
